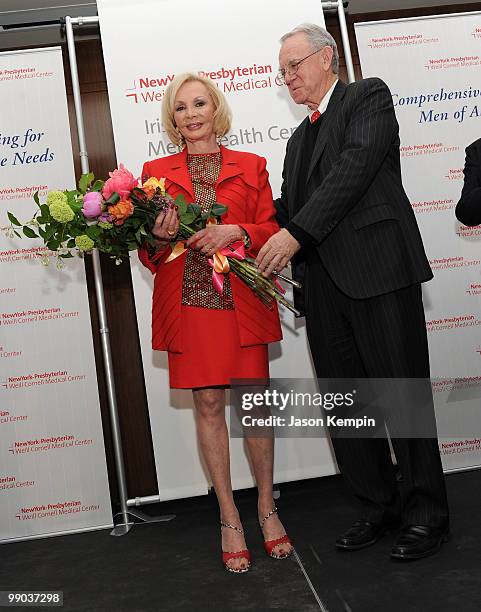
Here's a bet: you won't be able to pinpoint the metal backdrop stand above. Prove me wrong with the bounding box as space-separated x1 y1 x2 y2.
63 3 357 511
322 1 356 83
64 15 175 535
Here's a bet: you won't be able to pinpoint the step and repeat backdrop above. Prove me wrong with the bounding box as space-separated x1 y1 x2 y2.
97 0 338 500
0 6 478 545
0 47 112 541
355 12 481 470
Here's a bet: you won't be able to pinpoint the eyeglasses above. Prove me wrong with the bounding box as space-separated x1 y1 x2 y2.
277 48 323 84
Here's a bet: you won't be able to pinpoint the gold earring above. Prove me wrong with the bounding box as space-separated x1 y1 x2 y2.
175 127 185 149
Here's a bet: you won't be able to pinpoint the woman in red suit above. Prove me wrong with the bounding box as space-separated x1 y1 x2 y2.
138 73 292 573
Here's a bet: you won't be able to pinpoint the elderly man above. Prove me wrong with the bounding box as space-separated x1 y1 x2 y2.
257 23 449 560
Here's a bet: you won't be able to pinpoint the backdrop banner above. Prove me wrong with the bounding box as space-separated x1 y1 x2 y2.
355 12 481 471
0 47 113 541
97 0 337 500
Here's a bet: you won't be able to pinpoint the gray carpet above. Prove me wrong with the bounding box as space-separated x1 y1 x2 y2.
0 470 479 611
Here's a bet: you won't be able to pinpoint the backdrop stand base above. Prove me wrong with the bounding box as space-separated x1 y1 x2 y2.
110 510 176 536
126 508 176 523
110 521 135 537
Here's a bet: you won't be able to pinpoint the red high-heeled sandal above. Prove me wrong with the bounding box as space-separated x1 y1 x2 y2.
220 521 251 573
260 506 293 559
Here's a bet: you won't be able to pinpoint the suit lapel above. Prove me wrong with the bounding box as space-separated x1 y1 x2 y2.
165 146 242 199
307 80 347 182
217 145 243 186
288 119 308 217
166 149 194 198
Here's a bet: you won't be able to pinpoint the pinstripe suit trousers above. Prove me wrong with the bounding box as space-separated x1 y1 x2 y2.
305 255 449 527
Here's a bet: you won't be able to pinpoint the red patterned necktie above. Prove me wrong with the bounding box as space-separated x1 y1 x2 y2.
310 110 321 124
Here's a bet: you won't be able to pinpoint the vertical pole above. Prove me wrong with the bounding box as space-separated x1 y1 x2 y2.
336 2 356 83
65 15 132 535
321 1 356 83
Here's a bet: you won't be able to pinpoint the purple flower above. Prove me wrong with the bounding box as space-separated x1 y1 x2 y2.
98 213 113 223
82 191 103 218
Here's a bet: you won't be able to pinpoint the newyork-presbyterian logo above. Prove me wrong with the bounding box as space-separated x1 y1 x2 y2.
1 370 86 390
0 345 22 359
0 247 47 263
466 283 481 296
432 377 455 394
124 63 279 104
15 499 101 521
456 224 481 238
471 27 481 40
426 314 481 333
432 376 481 394
0 308 80 325
0 184 48 201
429 256 481 271
8 435 93 455
440 438 481 456
0 475 35 492
411 199 454 214
444 167 464 181
425 55 480 71
0 410 28 425
366 33 439 49
0 66 54 82
401 142 460 159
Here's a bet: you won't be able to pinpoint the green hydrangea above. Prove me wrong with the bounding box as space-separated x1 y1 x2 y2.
75 235 95 251
97 220 113 229
47 191 74 223
47 190 68 208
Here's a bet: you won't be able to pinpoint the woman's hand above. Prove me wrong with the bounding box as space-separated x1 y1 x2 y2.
152 204 180 241
186 224 245 258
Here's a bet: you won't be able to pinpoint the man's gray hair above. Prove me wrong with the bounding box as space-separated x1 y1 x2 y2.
280 23 339 75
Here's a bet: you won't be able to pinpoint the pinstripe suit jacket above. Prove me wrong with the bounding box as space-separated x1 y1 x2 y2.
276 78 432 305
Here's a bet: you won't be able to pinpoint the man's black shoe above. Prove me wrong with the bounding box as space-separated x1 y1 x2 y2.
335 519 389 551
391 524 450 560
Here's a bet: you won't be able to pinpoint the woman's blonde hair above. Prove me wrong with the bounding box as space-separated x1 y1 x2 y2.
162 72 232 147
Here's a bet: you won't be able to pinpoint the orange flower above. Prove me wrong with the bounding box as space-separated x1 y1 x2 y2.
141 176 166 199
108 198 134 226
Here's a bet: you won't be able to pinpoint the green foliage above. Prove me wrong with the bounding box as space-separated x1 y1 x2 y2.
4 169 297 312
7 212 21 226
66 190 82 212
6 170 233 263
175 194 188 215
23 226 38 239
211 202 228 218
78 172 94 195
105 192 120 205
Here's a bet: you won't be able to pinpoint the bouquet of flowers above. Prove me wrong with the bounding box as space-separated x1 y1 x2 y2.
3 165 300 315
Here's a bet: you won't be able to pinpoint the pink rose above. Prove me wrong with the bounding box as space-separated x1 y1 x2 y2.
82 191 103 218
102 164 137 201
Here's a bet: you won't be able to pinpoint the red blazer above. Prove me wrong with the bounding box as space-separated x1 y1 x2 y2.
138 145 282 353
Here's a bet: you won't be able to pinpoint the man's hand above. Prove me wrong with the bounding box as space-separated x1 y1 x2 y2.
256 229 300 277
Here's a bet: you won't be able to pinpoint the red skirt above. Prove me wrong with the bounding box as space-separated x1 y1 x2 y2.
168 305 269 389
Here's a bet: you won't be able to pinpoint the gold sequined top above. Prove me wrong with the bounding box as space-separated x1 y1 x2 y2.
181 152 234 310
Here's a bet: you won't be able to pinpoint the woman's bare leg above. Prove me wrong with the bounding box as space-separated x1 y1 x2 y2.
245 435 293 557
193 387 248 571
